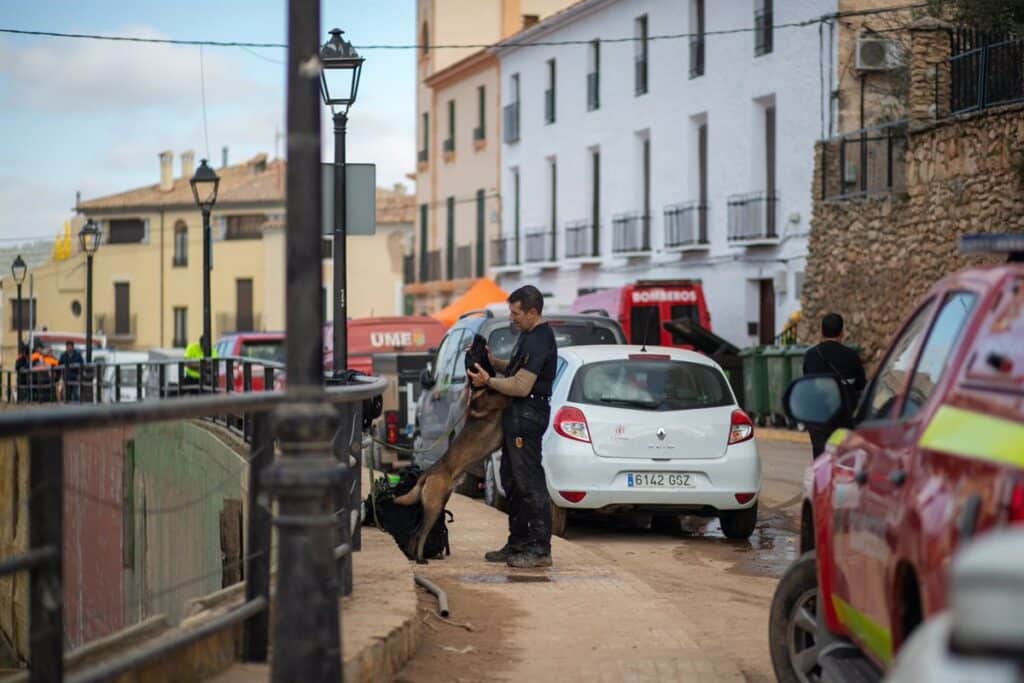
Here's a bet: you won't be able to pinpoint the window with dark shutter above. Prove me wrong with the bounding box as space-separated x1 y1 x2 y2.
108 219 146 244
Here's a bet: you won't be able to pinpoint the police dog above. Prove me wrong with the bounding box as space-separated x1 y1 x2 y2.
393 335 516 563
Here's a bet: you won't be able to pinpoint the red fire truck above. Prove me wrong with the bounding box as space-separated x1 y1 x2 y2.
570 280 711 347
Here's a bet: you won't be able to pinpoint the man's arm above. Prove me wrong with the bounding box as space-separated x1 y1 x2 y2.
486 368 537 398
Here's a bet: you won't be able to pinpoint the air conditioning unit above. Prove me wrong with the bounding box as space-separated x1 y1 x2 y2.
856 37 903 71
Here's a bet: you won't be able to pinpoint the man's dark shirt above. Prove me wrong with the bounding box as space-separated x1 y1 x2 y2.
803 340 867 400
509 322 557 397
58 350 85 380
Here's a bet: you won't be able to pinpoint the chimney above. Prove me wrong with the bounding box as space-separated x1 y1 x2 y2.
159 150 174 191
75 191 81 209
222 146 229 169
181 150 195 179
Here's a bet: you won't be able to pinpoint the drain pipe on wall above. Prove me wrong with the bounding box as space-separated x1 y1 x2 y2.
414 574 449 618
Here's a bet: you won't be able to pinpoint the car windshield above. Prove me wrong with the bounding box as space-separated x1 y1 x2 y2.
239 341 285 363
487 322 620 358
568 359 732 412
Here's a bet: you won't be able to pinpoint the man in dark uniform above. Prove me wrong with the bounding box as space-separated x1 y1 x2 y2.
467 285 557 568
803 312 866 458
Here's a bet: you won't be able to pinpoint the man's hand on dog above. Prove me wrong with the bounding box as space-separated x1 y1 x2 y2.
467 362 491 388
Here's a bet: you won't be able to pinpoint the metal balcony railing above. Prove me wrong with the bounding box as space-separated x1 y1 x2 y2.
96 313 137 341
503 102 520 143
634 59 648 95
491 236 519 267
425 249 442 281
587 72 599 111
689 36 705 78
473 125 485 141
402 253 415 284
754 7 773 56
453 245 473 279
565 221 599 258
949 31 1024 114
727 192 778 242
544 88 555 124
525 230 554 263
664 202 709 248
417 149 428 163
442 138 454 153
612 213 651 253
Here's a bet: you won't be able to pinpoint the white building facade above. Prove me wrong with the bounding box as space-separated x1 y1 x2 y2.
492 0 837 347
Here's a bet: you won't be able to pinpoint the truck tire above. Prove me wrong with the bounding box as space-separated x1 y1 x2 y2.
769 551 822 683
550 502 568 537
484 458 508 512
719 502 758 539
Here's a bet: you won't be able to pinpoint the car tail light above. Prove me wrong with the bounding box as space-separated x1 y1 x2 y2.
728 409 754 445
559 491 587 503
735 492 756 504
1009 482 1024 524
554 406 591 443
385 411 399 445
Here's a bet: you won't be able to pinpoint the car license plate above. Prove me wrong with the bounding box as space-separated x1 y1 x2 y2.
627 473 696 488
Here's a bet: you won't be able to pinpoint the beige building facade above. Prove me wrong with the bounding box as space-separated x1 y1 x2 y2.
2 152 413 364
407 0 577 313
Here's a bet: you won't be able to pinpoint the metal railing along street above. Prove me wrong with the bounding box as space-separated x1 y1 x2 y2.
819 121 907 200
0 356 384 682
949 29 1024 114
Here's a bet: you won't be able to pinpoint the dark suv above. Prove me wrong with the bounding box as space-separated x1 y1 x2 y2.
414 309 626 495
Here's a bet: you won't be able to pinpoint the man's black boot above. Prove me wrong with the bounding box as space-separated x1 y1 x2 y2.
506 551 552 568
484 544 519 562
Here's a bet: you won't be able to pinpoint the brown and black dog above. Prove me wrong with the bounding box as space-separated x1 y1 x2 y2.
394 334 522 563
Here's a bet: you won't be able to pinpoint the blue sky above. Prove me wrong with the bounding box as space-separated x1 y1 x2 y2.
0 0 415 244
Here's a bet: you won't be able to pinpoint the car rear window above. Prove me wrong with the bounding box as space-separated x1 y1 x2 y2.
487 322 621 357
568 359 732 411
239 341 285 363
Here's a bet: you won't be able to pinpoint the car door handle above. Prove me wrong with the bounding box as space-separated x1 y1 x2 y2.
888 469 907 487
854 469 868 486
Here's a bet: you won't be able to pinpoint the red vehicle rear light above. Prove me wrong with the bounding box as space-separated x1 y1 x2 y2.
728 409 754 445
554 406 591 443
559 491 587 503
1009 482 1024 524
385 411 398 445
735 492 756 504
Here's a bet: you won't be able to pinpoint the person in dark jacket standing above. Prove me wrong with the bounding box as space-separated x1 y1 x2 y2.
803 313 866 458
58 341 85 402
467 285 557 568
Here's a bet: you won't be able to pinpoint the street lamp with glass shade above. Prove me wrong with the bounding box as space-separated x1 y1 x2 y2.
190 159 220 359
78 219 101 363
319 28 364 381
11 254 27 357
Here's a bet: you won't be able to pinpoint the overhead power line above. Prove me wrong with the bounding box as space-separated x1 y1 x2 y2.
0 4 928 51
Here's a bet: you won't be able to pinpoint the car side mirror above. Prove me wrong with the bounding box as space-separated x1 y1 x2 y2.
949 528 1024 659
419 366 435 390
783 375 847 428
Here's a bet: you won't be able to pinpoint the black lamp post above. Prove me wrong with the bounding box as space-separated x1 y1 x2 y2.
319 27 364 376
190 159 220 358
11 254 27 357
78 220 101 363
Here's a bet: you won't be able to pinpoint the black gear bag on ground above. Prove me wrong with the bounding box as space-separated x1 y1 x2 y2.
364 465 452 561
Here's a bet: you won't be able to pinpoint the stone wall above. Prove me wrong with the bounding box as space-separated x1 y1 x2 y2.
798 20 1023 366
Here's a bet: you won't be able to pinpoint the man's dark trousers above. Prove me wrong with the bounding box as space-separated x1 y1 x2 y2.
500 398 552 555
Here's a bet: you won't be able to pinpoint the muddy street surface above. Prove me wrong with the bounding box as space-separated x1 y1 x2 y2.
395 438 810 682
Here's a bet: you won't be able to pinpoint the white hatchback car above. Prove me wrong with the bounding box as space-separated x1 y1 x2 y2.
484 345 762 538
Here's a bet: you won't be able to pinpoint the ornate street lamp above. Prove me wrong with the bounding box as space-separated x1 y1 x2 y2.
190 159 220 358
319 27 364 377
11 254 27 355
78 219 101 362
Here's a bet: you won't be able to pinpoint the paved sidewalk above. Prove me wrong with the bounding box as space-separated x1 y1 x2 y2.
756 427 810 444
408 493 748 682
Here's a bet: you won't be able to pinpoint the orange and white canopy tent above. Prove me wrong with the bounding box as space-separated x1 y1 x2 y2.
431 278 508 328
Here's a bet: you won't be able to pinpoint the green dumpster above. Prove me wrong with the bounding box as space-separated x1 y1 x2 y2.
738 347 769 425
764 347 792 427
785 344 810 383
